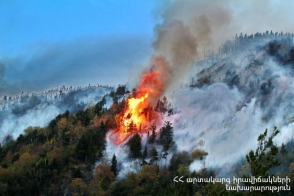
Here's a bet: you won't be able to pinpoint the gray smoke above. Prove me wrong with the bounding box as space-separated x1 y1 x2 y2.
0 35 152 96
151 0 294 92
105 0 294 176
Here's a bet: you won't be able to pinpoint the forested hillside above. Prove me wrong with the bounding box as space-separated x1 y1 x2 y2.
0 81 293 195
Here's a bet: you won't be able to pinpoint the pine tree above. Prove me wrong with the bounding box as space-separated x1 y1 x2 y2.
95 96 107 116
141 146 148 166
159 121 174 158
246 127 280 177
150 147 158 165
111 154 118 176
154 100 160 112
127 133 142 159
162 96 168 113
148 124 156 143
280 143 287 155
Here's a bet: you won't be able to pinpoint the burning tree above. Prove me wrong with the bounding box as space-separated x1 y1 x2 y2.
111 56 171 144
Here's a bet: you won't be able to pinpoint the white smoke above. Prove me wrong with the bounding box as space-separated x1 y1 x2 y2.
0 85 113 143
104 34 294 177
168 38 294 173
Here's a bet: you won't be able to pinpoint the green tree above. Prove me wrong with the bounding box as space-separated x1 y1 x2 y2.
169 151 191 172
76 110 90 126
149 147 158 165
95 96 106 116
141 146 148 166
116 85 126 96
280 143 287 155
159 121 174 158
148 124 156 143
127 133 142 159
246 127 280 177
111 154 118 177
75 129 105 163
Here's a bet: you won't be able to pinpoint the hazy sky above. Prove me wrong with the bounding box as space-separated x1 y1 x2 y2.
1 0 294 96
0 0 158 95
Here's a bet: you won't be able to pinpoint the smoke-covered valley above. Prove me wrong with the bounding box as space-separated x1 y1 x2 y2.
172 33 294 173
100 33 294 178
0 85 113 143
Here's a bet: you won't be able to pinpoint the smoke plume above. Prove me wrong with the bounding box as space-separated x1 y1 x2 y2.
109 0 294 175
151 0 232 91
149 0 294 92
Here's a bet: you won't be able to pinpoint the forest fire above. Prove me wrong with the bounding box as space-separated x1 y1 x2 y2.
119 93 149 132
110 56 171 145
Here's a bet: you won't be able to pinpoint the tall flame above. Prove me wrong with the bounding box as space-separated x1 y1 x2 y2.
120 93 149 132
110 56 171 144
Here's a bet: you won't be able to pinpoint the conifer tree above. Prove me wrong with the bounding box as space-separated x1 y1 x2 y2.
159 121 174 158
148 124 156 143
127 133 142 159
150 147 158 165
141 146 148 166
111 154 118 176
246 127 280 177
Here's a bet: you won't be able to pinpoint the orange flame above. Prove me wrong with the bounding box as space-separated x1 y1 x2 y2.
120 93 149 132
110 56 171 144
110 56 170 144
116 71 160 133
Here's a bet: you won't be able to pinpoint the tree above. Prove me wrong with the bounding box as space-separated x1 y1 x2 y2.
154 97 168 113
141 146 148 166
191 149 208 160
169 151 191 172
148 124 156 143
95 96 106 116
127 133 142 159
177 164 190 176
110 173 136 196
246 127 280 177
69 178 85 195
75 129 106 163
159 121 174 158
280 143 287 155
3 134 13 145
76 110 90 126
116 85 126 96
88 164 115 195
133 165 160 195
111 154 118 177
244 128 281 196
149 147 158 165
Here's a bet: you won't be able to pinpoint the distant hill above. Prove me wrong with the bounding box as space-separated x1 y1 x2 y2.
0 84 113 143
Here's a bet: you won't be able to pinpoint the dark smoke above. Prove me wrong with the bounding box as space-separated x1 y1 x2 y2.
151 0 233 91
